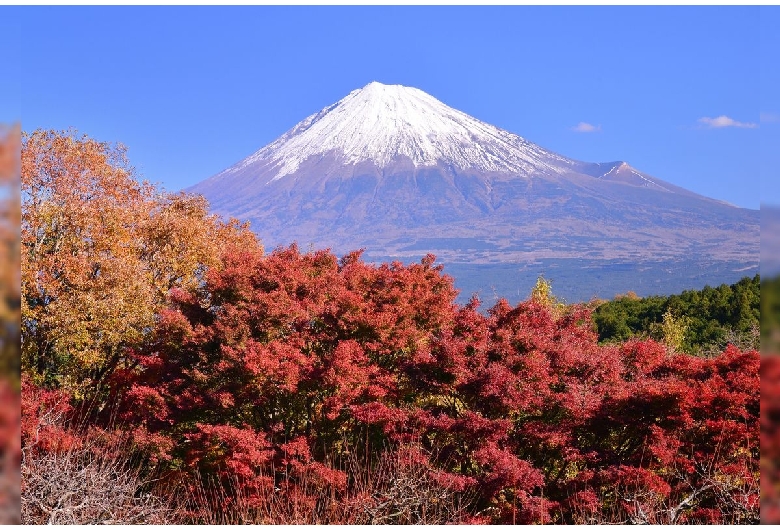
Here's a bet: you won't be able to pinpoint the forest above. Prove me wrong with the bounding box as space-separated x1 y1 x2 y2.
762 275 780 353
18 130 759 524
592 275 760 355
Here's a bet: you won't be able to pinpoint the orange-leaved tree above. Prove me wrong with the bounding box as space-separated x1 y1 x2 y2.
0 124 20 381
21 129 260 394
0 123 21 525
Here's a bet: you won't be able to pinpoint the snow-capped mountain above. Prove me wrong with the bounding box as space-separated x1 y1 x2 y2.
226 81 577 179
190 82 758 301
199 81 679 197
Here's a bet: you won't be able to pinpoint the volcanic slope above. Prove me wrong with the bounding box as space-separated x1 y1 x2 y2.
190 82 758 300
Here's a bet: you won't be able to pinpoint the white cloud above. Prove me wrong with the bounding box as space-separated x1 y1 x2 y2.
571 122 601 133
697 115 757 129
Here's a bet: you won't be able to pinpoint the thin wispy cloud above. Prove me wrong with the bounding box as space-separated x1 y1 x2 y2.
697 115 757 129
761 112 780 124
571 122 601 133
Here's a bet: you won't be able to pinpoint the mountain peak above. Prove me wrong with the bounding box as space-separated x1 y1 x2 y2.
359 80 407 92
353 81 431 104
223 82 572 182
189 83 757 291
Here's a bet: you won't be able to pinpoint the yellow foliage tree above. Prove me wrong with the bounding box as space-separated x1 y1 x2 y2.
658 309 688 353
530 275 566 316
21 129 260 392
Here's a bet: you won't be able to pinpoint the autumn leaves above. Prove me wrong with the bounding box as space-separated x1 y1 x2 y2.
21 130 259 390
20 130 759 523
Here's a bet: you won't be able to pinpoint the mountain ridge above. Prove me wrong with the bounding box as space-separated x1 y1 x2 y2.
189 82 758 302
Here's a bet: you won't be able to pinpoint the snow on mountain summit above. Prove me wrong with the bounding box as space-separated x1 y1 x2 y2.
227 81 571 181
189 81 756 284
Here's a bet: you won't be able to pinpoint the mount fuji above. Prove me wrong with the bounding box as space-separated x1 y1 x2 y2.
190 82 759 302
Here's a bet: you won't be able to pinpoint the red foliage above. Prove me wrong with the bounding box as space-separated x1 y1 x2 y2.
94 244 759 523
762 355 780 523
0 380 20 524
21 376 77 454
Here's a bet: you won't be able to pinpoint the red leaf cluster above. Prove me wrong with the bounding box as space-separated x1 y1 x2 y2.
81 245 758 522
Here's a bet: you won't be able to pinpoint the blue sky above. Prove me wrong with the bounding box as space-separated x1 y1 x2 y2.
761 6 780 206
9 6 772 209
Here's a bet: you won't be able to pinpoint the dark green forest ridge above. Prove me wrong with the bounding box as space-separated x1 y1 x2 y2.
592 274 760 355
763 275 780 353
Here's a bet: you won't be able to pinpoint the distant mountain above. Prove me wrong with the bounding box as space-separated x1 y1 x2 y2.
190 82 759 302
763 206 780 277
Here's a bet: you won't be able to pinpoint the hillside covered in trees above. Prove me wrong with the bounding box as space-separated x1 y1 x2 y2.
762 275 780 353
592 275 759 355
20 130 759 524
